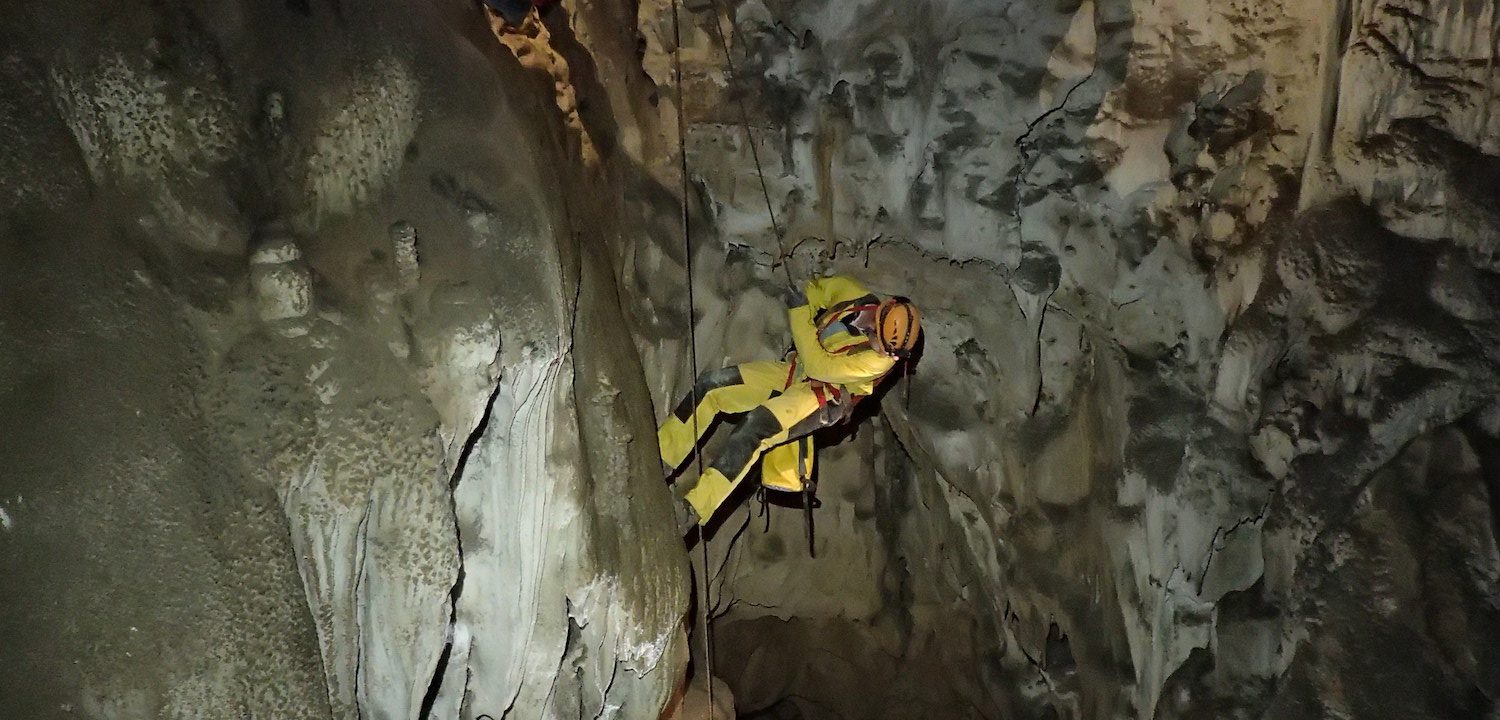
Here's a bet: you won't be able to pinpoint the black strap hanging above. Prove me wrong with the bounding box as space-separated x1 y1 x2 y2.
757 486 771 533
803 482 819 558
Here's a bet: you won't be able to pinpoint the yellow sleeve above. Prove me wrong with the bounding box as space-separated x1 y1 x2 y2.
787 304 896 387
803 275 876 311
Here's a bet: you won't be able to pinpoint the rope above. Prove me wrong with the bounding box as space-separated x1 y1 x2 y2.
703 0 794 291
671 1 716 716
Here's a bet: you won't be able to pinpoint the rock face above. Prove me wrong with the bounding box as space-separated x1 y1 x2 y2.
0 1 686 718
2 0 1498 719
585 0 1500 717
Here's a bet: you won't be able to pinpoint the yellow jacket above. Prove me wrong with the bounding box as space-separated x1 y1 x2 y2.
787 275 896 396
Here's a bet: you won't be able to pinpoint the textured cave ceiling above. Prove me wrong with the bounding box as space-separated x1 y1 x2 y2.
1 1 1498 719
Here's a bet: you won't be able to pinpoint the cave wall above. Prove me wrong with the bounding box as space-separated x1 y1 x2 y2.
2 0 1498 718
0 1 687 718
575 0 1500 717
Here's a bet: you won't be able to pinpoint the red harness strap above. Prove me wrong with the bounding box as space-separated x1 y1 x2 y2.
784 354 837 408
811 383 829 407
816 303 880 355
782 302 887 410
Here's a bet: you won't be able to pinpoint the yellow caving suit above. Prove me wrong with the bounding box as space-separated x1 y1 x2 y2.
658 275 898 526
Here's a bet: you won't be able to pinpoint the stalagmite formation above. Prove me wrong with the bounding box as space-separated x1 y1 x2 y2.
1 2 685 718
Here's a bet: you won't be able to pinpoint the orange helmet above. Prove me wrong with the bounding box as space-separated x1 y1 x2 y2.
874 297 921 359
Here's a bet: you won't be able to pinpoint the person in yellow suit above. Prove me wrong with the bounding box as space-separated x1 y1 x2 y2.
660 275 921 533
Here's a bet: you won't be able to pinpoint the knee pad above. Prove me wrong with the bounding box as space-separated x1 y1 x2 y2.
672 367 745 422
710 406 783 479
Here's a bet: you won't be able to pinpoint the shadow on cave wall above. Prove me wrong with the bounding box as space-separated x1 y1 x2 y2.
635 0 1151 715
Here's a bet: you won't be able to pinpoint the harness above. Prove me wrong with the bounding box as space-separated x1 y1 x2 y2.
781 348 843 409
816 302 881 354
762 358 827 557
783 301 885 409
759 299 896 556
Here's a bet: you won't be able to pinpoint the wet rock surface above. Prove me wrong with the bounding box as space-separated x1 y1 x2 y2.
1 0 1498 718
0 1 685 718
596 0 1500 717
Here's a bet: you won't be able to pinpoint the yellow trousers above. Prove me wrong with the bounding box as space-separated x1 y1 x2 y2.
659 361 840 526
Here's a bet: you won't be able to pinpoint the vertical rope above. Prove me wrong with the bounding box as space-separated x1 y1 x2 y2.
703 0 793 291
671 1 716 716
1478 5 1497 161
